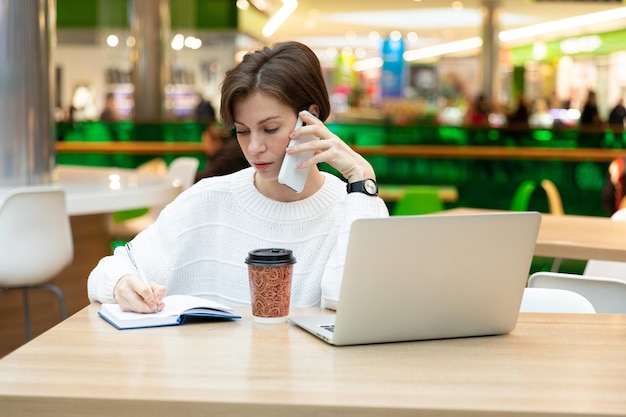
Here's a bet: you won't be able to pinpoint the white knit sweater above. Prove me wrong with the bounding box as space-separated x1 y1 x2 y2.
87 167 389 309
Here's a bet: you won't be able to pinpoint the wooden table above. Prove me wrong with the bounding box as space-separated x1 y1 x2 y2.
0 305 625 417
351 144 625 162
445 208 626 263
56 141 204 155
377 185 458 203
536 212 626 263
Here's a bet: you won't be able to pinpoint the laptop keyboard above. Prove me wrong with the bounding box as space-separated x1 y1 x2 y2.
320 324 335 332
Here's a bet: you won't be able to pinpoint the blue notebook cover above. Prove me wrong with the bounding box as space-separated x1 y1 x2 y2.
98 294 241 330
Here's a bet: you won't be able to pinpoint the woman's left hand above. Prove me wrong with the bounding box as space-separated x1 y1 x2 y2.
285 110 376 183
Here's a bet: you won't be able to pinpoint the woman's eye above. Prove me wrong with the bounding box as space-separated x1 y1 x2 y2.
236 130 249 135
265 127 279 133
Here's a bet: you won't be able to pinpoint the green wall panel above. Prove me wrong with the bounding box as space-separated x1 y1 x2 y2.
193 0 237 30
57 0 127 28
57 0 237 30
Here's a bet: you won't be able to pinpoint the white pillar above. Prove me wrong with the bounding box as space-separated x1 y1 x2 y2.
481 0 501 108
130 0 170 121
0 0 56 186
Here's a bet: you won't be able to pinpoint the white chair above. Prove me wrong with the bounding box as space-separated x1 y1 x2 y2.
136 157 168 175
107 157 199 241
167 157 199 191
520 288 595 313
0 187 73 340
528 271 626 314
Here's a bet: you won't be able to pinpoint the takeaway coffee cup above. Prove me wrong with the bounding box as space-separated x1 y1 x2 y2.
245 248 296 323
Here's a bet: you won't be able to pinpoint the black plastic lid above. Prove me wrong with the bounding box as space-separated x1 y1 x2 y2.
245 248 296 266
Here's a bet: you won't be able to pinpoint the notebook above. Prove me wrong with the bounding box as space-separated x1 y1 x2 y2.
289 211 541 346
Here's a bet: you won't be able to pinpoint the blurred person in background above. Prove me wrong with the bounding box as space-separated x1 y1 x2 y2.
194 122 249 182
608 97 626 129
507 95 530 128
580 90 602 128
100 93 117 122
602 156 626 215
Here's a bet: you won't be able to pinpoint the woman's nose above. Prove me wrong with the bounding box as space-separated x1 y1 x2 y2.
247 133 267 154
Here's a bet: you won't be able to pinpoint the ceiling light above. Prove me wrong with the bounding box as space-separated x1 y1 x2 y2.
249 0 268 11
402 6 626 62
353 57 383 72
171 34 184 51
184 36 202 50
262 0 298 38
499 6 626 42
390 31 402 41
106 35 119 47
403 37 482 61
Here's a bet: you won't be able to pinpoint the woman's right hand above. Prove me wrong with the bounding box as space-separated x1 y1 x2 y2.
113 274 167 313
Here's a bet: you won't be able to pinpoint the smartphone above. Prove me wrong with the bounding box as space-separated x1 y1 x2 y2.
278 117 319 193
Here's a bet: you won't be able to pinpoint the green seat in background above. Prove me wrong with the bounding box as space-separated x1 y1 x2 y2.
510 179 570 273
509 179 564 214
510 180 537 211
392 186 444 216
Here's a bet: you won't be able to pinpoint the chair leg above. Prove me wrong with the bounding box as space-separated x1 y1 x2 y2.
22 289 32 341
12 284 68 342
36 284 68 319
550 258 563 272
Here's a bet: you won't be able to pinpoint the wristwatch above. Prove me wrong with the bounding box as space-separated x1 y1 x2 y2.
347 178 378 196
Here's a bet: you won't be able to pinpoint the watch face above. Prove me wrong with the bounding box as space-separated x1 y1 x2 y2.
364 179 377 195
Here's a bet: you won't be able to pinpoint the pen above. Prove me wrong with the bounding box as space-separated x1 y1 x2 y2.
125 242 159 312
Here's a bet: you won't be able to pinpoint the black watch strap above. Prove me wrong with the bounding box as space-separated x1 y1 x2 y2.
347 178 378 196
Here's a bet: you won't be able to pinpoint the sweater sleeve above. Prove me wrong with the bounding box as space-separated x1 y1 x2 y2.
320 193 389 310
87 245 136 304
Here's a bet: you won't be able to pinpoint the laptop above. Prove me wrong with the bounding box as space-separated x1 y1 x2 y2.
289 211 541 346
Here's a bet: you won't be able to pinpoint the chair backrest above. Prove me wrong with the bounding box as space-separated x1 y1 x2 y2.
582 208 626 280
520 288 596 313
528 272 626 314
611 207 626 221
168 157 199 191
137 157 167 174
509 180 536 211
0 187 73 286
510 179 564 215
392 186 443 216
540 179 564 215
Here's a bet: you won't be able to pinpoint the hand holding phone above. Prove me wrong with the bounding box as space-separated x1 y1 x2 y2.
278 117 319 193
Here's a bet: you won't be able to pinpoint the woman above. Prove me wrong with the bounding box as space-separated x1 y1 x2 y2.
87 41 388 313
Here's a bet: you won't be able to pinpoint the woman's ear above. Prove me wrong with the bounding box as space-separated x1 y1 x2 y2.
306 104 320 119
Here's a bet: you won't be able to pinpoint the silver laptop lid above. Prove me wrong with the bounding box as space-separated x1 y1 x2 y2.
331 211 541 346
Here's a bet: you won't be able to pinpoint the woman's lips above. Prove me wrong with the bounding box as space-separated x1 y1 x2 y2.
253 162 272 171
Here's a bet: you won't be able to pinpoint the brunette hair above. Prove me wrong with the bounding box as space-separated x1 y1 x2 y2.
219 41 331 129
